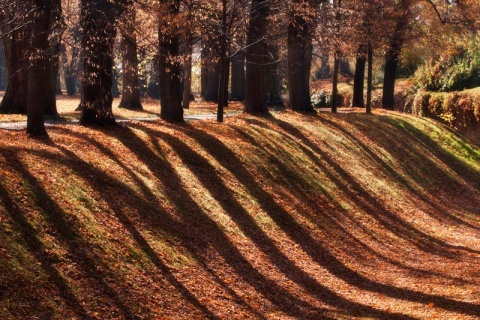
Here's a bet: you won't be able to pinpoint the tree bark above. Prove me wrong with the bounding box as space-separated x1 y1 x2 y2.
382 41 400 110
244 0 270 114
182 35 193 109
266 44 281 105
63 44 78 96
41 1 62 117
0 23 30 114
331 50 340 113
353 46 366 107
217 0 228 122
287 6 314 112
79 0 118 126
203 60 220 102
230 50 245 101
0 39 6 90
366 44 373 114
200 45 208 97
27 3 52 136
119 0 142 110
159 0 183 123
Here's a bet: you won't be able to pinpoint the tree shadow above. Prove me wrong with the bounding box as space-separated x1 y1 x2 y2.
318 114 480 232
176 120 480 318
228 122 477 285
243 116 477 257
344 114 480 222
131 123 414 319
0 182 91 319
108 124 337 319
0 152 138 319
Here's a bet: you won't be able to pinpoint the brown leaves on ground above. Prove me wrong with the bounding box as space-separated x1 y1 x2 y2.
0 109 479 319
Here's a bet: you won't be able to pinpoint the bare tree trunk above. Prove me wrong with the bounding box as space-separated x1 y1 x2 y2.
217 0 228 122
244 0 270 114
119 0 142 110
79 0 117 126
331 50 340 113
42 1 62 117
182 35 194 109
266 44 281 105
353 46 366 107
0 24 29 114
366 44 373 114
0 39 6 90
230 49 245 101
159 0 183 123
200 45 208 97
382 40 400 110
287 5 314 112
27 2 52 136
203 61 220 102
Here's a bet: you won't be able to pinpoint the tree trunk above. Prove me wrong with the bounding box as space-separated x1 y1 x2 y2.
339 58 353 77
366 44 373 114
27 2 52 136
79 0 117 126
221 58 229 108
266 44 281 105
63 44 78 96
230 50 245 101
331 50 339 113
159 0 183 123
353 46 366 107
182 35 193 109
287 9 313 112
203 60 220 102
201 45 208 97
217 56 229 122
0 39 6 90
382 43 399 110
244 0 270 114
119 0 142 110
0 25 30 114
217 0 228 122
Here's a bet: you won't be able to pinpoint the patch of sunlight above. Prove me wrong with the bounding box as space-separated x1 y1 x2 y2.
172 161 248 239
144 229 197 269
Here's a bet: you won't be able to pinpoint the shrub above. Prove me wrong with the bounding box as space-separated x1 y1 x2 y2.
412 38 480 92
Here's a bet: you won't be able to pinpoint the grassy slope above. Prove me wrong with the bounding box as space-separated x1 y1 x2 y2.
0 109 479 319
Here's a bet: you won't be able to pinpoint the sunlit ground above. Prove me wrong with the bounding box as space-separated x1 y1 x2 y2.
0 92 244 122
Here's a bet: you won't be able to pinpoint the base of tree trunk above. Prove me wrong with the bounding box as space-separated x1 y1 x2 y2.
118 101 143 110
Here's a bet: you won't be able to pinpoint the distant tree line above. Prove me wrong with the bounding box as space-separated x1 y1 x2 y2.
0 0 476 136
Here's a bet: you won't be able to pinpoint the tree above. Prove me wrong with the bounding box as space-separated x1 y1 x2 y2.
27 0 56 136
158 0 183 123
352 45 366 107
182 1 195 110
79 0 119 126
0 39 6 90
118 0 143 110
381 0 411 110
244 0 271 114
230 49 245 101
287 0 315 112
45 0 63 117
0 2 30 114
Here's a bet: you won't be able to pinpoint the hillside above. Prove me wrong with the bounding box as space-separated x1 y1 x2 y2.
0 109 479 319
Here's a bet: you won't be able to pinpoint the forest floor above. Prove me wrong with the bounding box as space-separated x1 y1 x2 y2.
0 98 480 319
0 93 245 126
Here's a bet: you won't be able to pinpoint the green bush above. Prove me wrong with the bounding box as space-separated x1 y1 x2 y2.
412 38 480 92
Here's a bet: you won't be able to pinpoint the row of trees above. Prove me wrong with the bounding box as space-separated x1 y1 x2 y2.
0 0 476 136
